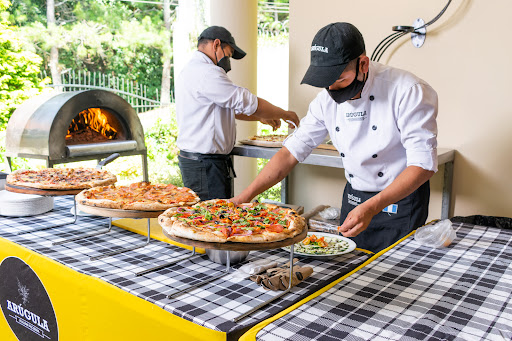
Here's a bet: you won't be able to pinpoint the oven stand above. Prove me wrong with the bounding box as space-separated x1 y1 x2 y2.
135 247 201 277
52 216 114 246
17 197 79 235
166 251 235 299
232 245 295 322
89 218 151 261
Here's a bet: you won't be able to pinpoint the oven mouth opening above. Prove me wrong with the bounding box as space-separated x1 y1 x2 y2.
66 108 127 145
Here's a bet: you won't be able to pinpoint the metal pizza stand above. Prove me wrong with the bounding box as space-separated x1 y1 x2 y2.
4 154 120 236
4 183 81 234
162 227 307 322
75 203 164 261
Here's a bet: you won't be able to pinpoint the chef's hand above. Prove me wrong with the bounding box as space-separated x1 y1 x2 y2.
229 194 250 205
337 203 376 237
283 111 300 128
260 119 281 131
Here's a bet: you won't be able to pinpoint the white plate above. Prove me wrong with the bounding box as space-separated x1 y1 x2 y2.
282 231 357 258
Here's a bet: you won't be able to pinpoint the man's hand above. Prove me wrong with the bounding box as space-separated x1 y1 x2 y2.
283 111 300 128
337 203 377 237
253 98 300 129
338 166 435 238
230 194 248 205
260 119 281 131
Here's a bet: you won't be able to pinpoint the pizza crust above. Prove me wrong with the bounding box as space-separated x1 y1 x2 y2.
7 168 117 190
75 191 122 209
159 210 228 243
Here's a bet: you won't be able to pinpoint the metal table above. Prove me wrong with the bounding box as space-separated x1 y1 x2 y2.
231 145 455 219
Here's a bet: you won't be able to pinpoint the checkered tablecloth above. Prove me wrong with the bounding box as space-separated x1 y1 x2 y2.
0 196 370 338
255 223 512 341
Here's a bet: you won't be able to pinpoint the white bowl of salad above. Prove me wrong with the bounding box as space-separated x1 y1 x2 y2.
283 232 356 258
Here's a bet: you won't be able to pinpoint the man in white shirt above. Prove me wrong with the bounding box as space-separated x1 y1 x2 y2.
176 26 299 201
231 22 438 252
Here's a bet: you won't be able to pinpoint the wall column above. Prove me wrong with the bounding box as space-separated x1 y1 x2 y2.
209 0 259 197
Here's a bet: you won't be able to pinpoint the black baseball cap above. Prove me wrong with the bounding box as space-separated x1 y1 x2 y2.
301 23 365 88
198 26 246 60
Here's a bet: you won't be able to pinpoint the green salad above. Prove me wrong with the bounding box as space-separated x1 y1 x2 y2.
285 234 351 255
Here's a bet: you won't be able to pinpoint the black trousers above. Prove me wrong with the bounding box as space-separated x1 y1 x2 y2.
178 151 235 201
340 181 430 253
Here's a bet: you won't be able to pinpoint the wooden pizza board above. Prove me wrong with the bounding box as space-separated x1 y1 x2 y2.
77 203 164 218
238 139 283 148
315 143 337 151
239 139 337 151
5 183 83 196
161 227 307 251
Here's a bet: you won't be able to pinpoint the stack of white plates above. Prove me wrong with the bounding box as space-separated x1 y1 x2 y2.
0 190 54 217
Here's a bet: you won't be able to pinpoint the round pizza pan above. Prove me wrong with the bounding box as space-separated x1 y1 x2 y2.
161 227 307 251
77 203 164 218
5 183 83 196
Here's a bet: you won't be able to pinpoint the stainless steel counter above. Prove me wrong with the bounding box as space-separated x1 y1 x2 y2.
231 145 455 219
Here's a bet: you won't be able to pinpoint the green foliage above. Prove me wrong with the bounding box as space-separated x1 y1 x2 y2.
100 107 183 186
255 158 282 202
0 0 46 129
143 109 182 186
9 0 171 100
254 121 288 202
258 0 289 25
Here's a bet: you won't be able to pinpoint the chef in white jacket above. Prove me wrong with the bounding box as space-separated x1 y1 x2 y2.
176 26 299 201
232 22 438 252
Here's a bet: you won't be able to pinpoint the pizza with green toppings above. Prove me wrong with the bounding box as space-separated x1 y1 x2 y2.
158 199 306 243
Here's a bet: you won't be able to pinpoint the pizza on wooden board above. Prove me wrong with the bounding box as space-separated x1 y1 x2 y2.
158 199 306 243
7 168 117 190
248 134 288 142
76 182 200 211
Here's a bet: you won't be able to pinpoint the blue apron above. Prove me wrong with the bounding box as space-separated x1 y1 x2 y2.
340 181 430 253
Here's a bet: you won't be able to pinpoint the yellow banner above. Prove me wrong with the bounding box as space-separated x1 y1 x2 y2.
0 237 223 341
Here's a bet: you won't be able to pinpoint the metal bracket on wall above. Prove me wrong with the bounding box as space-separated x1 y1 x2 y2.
392 18 426 49
411 18 427 48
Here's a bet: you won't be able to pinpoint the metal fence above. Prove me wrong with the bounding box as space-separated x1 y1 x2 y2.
41 70 171 113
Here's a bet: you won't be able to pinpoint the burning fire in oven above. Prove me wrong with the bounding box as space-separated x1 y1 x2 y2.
66 108 118 144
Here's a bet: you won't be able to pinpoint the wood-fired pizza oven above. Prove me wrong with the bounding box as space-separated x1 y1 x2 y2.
5 90 148 180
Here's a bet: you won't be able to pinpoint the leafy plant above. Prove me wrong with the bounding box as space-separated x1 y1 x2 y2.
8 0 172 101
0 0 46 129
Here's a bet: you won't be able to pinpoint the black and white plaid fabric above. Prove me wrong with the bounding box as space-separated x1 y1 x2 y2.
0 196 370 338
255 223 512 341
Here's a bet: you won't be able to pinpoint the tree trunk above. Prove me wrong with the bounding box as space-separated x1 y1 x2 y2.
160 0 172 107
47 0 61 89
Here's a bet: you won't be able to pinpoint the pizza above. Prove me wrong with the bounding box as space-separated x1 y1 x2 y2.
6 168 117 190
159 199 306 243
248 134 288 142
76 182 200 211
240 134 289 147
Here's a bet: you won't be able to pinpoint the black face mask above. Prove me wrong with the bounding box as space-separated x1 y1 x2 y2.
326 58 366 104
216 47 231 73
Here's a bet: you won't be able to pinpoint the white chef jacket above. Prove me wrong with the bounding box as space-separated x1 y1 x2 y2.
284 61 438 192
176 51 259 155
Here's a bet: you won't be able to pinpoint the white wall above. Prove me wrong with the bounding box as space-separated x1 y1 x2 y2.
287 0 512 219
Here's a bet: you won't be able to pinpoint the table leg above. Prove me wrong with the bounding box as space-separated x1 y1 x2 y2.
441 161 454 220
280 176 289 204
